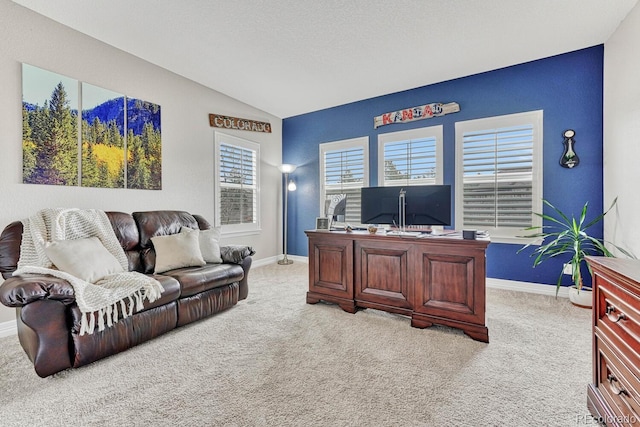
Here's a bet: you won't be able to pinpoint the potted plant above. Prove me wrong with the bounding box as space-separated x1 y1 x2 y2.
518 197 632 307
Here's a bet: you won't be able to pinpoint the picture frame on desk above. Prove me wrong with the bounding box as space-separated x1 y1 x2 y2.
315 217 331 231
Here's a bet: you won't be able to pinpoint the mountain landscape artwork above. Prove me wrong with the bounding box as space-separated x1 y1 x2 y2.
125 97 161 190
22 63 162 189
22 64 79 186
81 83 126 188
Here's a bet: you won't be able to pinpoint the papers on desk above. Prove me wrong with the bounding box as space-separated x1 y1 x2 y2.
386 230 422 237
413 230 490 239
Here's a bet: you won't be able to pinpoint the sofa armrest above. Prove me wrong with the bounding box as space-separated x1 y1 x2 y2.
220 245 255 264
237 255 252 300
219 245 254 300
0 275 75 308
18 300 73 377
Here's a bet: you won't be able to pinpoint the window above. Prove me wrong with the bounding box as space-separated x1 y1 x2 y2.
455 111 543 242
378 126 443 186
214 132 260 234
319 137 369 224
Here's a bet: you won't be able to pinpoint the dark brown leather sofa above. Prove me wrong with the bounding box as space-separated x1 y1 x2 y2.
0 210 253 377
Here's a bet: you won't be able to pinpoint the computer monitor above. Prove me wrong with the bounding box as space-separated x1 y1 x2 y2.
360 185 451 226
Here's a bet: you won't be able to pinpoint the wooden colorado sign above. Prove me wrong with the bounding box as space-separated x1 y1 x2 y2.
208 114 272 133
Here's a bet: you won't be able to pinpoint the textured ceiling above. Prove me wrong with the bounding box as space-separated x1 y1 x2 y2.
12 0 639 118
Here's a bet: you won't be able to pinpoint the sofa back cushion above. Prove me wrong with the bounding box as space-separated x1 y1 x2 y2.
132 211 201 274
105 212 144 272
0 210 212 278
0 221 24 279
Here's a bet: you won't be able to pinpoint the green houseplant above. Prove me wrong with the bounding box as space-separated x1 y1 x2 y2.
518 197 631 301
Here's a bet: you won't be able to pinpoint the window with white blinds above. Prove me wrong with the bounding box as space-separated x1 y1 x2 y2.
378 126 443 187
455 111 543 241
214 132 260 234
319 137 369 225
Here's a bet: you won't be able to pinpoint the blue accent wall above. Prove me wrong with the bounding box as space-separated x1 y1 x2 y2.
282 46 604 288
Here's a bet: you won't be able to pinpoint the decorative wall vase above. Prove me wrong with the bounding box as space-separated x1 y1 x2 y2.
559 129 580 168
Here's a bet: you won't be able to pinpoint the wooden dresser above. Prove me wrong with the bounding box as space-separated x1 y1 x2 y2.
305 230 490 342
587 257 640 426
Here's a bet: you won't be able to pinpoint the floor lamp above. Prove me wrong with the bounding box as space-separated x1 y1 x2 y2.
278 164 297 265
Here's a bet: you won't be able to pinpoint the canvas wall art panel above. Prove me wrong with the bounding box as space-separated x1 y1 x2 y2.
22 64 79 186
81 83 125 188
126 98 161 190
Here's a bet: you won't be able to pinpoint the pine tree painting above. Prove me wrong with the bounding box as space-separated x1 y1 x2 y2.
81 83 125 188
22 64 79 185
22 64 162 190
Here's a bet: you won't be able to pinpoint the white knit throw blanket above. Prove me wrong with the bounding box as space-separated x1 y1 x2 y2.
14 208 164 335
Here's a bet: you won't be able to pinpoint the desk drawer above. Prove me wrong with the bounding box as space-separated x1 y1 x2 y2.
596 333 640 425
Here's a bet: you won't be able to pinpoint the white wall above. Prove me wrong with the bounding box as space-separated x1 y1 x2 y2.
0 0 283 324
604 2 640 257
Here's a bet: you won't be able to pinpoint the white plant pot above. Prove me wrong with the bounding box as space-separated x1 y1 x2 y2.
568 286 592 308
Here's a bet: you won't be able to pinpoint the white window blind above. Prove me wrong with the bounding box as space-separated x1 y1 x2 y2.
320 137 369 224
215 132 260 233
378 126 443 187
455 111 542 241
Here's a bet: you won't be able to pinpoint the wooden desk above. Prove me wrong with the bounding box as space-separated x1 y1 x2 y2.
305 230 490 342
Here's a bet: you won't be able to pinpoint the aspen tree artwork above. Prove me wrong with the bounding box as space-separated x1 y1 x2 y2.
22 64 161 189
81 83 126 188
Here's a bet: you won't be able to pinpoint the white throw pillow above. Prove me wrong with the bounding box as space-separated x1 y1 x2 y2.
45 237 124 283
182 227 223 264
151 228 206 273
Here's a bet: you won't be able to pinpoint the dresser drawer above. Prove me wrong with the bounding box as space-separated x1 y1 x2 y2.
596 278 640 373
588 257 640 427
596 333 640 425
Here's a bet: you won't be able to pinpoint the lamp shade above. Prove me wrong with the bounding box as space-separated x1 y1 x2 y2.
278 164 297 173
287 180 297 191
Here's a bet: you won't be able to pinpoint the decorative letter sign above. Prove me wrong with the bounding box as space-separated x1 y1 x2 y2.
209 114 272 133
373 102 460 129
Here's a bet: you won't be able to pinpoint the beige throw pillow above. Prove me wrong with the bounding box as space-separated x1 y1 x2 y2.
182 227 223 264
45 237 124 283
151 228 206 273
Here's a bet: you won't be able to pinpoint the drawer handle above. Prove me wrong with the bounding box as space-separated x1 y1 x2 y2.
606 305 627 323
607 374 629 396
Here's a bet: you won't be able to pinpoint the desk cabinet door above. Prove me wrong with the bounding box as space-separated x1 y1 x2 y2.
308 237 353 300
411 244 486 326
354 239 412 310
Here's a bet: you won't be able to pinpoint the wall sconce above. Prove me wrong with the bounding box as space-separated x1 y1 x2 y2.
278 164 297 265
560 129 579 168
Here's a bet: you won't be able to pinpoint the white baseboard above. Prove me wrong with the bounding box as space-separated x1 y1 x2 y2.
0 319 17 338
486 277 569 298
252 256 276 268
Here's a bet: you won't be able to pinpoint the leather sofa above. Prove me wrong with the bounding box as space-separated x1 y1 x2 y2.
0 210 253 377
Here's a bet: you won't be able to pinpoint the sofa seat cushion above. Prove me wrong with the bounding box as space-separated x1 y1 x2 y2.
69 274 180 334
144 275 181 310
162 264 244 297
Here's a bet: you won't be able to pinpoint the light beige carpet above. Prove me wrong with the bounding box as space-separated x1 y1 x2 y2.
0 262 594 426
